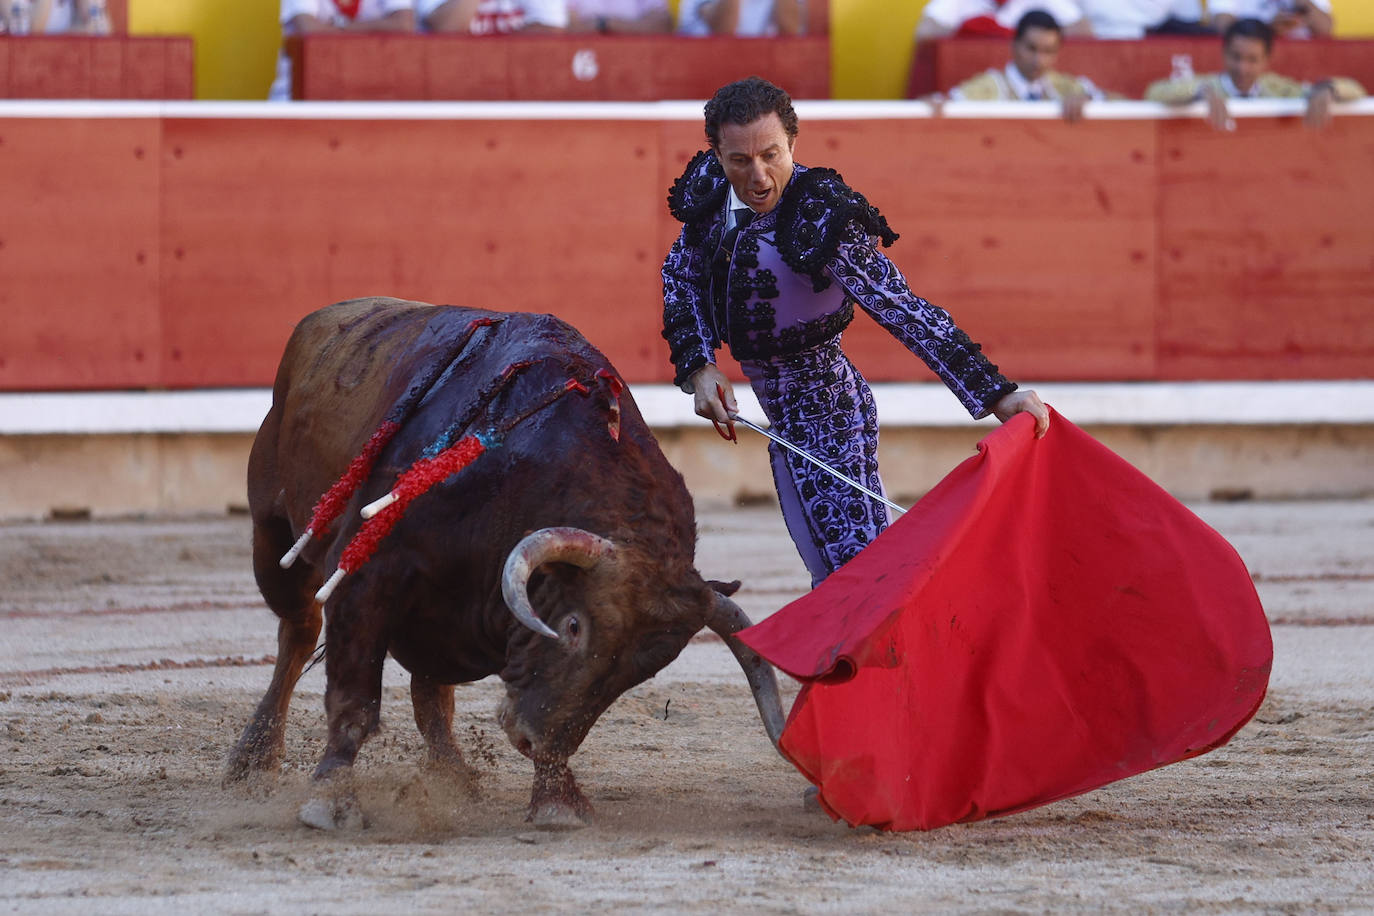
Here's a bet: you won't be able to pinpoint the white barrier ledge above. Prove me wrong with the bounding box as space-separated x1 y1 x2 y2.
647 380 1374 428
0 98 1369 120
1 381 1370 435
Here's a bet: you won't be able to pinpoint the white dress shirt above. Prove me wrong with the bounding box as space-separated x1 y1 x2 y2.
1078 0 1198 38
677 0 784 36
415 0 568 32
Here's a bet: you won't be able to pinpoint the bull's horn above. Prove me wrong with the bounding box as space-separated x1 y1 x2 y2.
705 593 785 748
502 528 615 640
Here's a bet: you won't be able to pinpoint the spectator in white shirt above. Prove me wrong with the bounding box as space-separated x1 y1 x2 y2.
269 0 416 101
566 0 671 33
1209 0 1332 39
419 0 568 34
1077 0 1203 38
3 0 110 34
676 0 803 36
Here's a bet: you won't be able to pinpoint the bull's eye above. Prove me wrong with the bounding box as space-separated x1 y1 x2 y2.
566 615 581 637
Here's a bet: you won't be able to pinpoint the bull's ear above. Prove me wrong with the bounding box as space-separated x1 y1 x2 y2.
707 579 742 597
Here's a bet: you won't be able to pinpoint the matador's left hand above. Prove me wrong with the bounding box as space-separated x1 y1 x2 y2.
993 389 1049 439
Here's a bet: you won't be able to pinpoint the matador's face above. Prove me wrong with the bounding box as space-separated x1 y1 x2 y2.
712 112 796 216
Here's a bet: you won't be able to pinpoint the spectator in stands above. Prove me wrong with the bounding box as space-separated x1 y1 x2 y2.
1077 0 1206 38
944 11 1116 122
420 0 568 32
566 0 671 33
915 0 1092 41
2 0 30 32
6 0 111 33
1209 0 1332 39
914 0 1210 42
676 0 803 36
269 0 416 100
1145 17 1364 129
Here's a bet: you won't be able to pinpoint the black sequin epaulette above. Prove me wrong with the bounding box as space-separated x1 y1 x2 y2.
667 150 729 227
775 166 899 292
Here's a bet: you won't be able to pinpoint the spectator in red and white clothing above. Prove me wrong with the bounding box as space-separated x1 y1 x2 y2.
566 0 671 34
268 0 416 100
419 0 568 33
916 0 1207 40
915 0 1091 40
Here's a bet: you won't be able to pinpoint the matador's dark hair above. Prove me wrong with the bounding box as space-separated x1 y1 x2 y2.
1224 17 1274 54
703 77 800 149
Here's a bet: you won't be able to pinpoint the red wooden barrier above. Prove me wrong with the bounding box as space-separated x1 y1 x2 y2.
0 110 1370 391
908 37 1374 100
157 116 671 386
0 36 194 99
1155 116 1374 379
108 0 129 34
820 117 1161 383
286 34 831 101
0 116 163 388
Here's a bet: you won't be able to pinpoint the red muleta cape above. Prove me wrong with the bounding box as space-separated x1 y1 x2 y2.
737 409 1272 831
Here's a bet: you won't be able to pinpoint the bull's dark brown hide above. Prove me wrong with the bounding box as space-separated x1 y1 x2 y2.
228 297 752 826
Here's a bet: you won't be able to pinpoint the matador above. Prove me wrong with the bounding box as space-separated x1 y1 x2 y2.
661 77 1048 585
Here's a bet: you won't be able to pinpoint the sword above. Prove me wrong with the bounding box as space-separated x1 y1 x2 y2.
728 413 908 516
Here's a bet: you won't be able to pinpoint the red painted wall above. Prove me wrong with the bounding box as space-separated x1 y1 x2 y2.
287 34 831 102
0 112 1370 390
0 36 193 99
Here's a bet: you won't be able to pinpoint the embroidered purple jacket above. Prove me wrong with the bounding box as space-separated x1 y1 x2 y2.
660 151 1016 418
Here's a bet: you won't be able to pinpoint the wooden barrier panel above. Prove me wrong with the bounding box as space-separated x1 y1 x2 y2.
908 37 1374 100
0 107 1371 391
1155 115 1374 379
287 35 831 101
0 117 163 389
804 118 1160 382
157 116 669 387
0 36 194 99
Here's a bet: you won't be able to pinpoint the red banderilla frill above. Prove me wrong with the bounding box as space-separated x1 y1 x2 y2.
278 315 503 569
279 420 400 568
316 370 609 603
315 433 488 603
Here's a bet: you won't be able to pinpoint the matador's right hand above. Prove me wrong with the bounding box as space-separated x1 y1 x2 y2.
688 364 738 440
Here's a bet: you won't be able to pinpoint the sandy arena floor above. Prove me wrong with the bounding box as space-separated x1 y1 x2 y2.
1 500 1371 913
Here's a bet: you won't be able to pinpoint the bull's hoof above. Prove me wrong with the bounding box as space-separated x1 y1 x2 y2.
527 799 593 830
222 735 282 788
222 759 253 789
223 755 276 789
528 759 591 828
299 793 366 831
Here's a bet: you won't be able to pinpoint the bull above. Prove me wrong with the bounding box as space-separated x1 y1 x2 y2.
225 298 784 828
